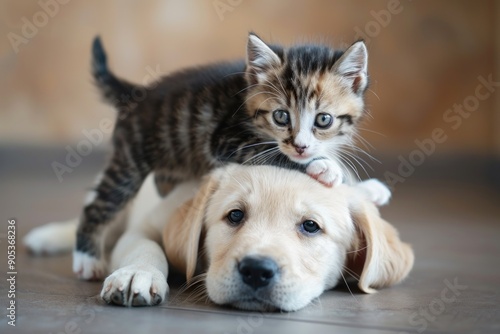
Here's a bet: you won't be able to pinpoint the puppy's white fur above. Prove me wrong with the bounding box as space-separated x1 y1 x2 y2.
25 165 412 310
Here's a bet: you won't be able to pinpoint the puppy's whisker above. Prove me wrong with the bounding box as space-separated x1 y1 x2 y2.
188 284 209 303
175 273 207 297
345 245 369 254
340 271 359 303
342 266 361 281
179 275 209 304
308 296 324 310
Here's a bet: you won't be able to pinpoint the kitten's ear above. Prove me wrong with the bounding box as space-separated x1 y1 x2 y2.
333 41 368 94
246 33 281 83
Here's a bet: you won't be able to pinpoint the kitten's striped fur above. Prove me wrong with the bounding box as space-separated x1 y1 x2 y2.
74 33 369 279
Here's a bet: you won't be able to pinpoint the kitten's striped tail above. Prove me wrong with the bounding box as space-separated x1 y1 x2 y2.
92 36 139 113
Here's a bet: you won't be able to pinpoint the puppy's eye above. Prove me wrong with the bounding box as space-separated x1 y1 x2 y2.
227 209 244 225
314 113 333 129
301 220 321 234
273 110 290 126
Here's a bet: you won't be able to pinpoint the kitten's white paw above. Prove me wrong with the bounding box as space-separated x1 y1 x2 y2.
73 251 107 281
357 179 392 206
24 220 76 255
101 264 168 307
306 159 343 187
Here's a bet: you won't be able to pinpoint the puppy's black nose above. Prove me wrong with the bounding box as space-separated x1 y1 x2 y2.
238 256 279 289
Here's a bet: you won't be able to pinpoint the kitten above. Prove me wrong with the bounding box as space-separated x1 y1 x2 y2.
74 33 369 280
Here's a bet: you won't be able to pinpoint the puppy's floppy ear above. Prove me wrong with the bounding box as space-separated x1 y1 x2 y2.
163 173 220 282
346 199 414 293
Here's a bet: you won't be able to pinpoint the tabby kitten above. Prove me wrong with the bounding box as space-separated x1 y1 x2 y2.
74 33 369 279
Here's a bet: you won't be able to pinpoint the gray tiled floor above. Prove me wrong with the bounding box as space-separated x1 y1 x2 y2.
1 154 499 333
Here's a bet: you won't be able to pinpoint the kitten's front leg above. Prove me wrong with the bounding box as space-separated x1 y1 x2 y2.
306 158 344 187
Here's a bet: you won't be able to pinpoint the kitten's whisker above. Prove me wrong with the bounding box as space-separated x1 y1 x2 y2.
227 141 278 159
252 149 281 167
349 146 381 164
236 71 284 98
362 107 375 120
338 154 362 181
272 72 288 99
352 132 375 151
367 89 380 101
255 97 280 116
242 147 280 165
223 71 247 78
252 149 281 166
261 76 286 97
248 147 280 166
357 127 386 138
232 90 281 117
234 82 281 97
339 148 375 172
338 150 372 179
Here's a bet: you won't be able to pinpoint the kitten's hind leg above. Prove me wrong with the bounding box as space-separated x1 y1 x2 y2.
74 152 151 280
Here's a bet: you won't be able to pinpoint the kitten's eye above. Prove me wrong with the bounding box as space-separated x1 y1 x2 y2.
273 110 290 126
227 209 245 225
301 220 321 234
314 113 333 129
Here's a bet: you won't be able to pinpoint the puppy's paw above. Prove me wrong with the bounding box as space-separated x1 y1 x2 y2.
24 221 76 255
73 251 107 281
306 159 343 187
101 265 168 307
357 179 392 206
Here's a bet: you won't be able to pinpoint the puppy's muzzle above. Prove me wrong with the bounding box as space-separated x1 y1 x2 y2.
238 256 279 289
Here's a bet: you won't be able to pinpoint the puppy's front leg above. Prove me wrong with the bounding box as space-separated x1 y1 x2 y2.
100 178 200 307
101 231 169 307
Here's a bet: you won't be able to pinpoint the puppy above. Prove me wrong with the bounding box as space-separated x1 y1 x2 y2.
24 165 413 311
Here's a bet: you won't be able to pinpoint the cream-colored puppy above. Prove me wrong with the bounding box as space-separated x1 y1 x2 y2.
163 165 412 311
24 165 413 311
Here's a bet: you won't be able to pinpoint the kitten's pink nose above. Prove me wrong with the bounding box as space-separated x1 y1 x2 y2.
294 144 308 155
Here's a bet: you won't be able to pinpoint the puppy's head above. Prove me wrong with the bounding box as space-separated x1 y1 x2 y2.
164 165 413 311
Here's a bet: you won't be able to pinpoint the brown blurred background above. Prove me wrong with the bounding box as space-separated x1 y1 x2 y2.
0 0 499 186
